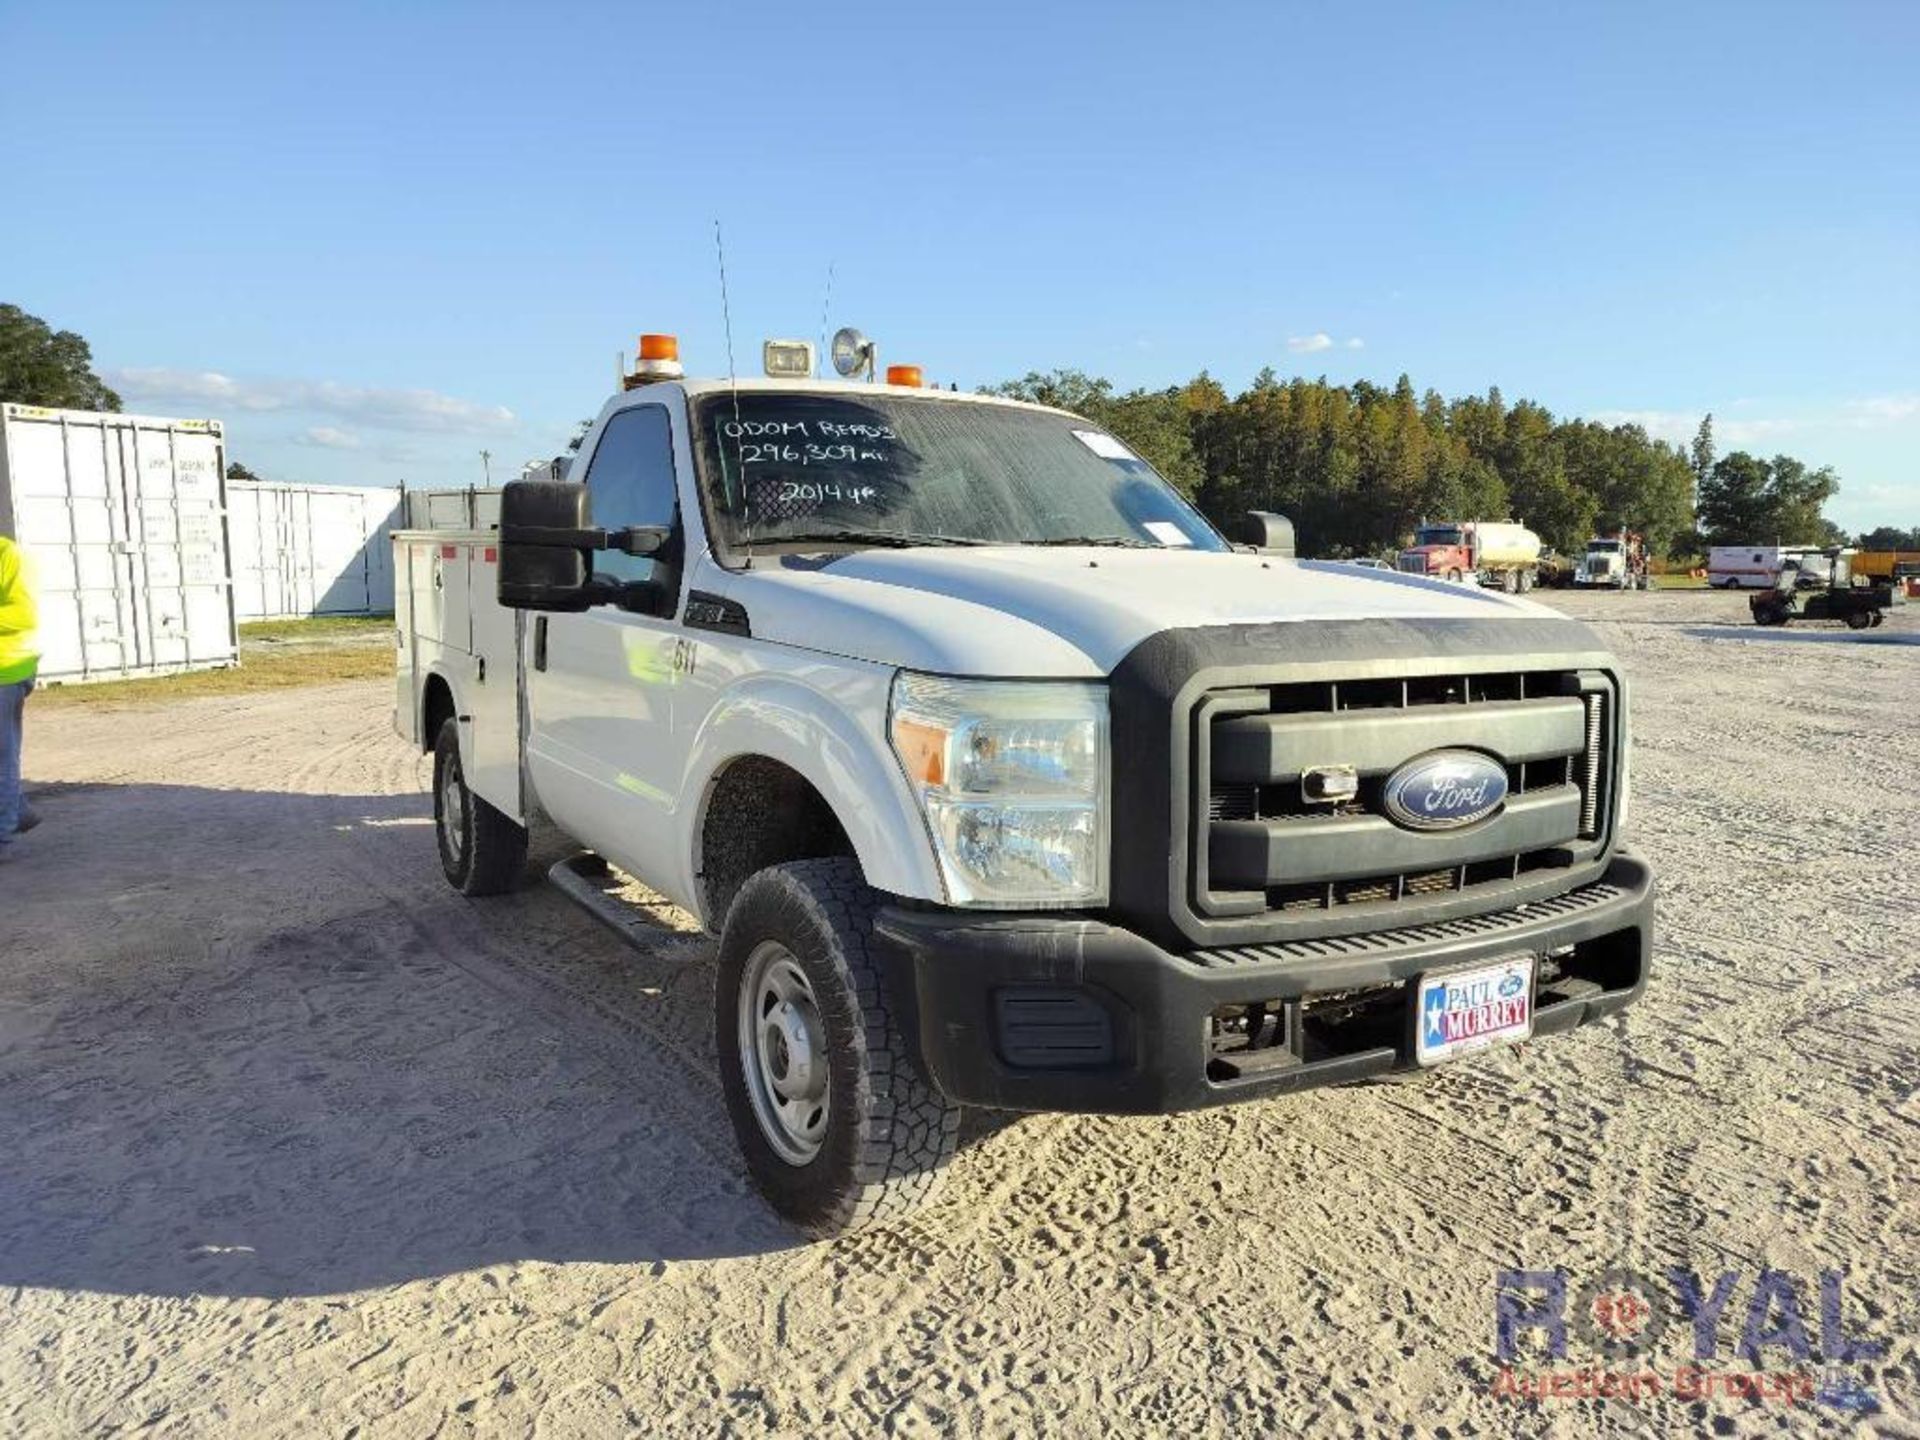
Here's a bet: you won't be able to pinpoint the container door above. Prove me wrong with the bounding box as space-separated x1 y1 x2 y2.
123 422 234 671
6 413 135 680
311 488 370 614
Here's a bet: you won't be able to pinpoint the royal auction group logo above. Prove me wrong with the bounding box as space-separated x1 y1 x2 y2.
1492 1267 1884 1413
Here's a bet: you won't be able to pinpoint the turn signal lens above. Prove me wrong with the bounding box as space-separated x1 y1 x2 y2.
885 364 924 388
892 717 948 786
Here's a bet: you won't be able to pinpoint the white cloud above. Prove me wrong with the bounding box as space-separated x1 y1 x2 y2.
1588 409 1797 447
294 425 362 450
1845 395 1920 426
108 367 517 435
1286 333 1365 355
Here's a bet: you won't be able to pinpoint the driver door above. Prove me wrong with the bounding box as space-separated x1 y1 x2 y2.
524 402 688 885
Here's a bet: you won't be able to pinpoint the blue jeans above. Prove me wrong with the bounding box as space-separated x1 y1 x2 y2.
0 678 28 843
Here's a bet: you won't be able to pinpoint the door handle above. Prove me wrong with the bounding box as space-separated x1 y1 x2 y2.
534 616 549 671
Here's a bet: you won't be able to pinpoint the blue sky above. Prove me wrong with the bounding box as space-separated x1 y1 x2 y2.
4 1 1915 529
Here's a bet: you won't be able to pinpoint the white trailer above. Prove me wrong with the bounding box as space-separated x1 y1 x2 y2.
1708 545 1835 590
0 403 237 683
228 479 401 619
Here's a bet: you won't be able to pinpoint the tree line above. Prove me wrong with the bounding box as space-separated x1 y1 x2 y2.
990 369 1885 558
1 303 1906 555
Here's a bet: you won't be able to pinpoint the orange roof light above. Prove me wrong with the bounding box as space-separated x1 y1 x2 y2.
886 364 924 388
625 332 685 388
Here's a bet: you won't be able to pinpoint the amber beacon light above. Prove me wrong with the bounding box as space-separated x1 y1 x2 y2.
885 364 924 388
624 333 685 387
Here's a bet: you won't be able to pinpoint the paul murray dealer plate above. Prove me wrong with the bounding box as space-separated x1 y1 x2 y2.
1415 954 1535 1066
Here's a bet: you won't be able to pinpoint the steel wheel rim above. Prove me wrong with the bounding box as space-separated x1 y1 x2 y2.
439 761 465 863
738 941 830 1166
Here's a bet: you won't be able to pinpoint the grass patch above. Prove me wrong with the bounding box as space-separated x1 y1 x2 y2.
1651 573 1710 589
36 643 394 709
239 614 394 641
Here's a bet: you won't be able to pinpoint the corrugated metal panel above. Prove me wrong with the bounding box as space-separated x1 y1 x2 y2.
0 403 238 684
402 487 500 531
228 480 401 619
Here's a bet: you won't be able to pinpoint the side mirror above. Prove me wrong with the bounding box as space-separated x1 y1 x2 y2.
1236 511 1296 557
498 480 601 611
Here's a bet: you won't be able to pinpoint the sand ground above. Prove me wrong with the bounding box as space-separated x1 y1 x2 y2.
1 589 1915 1436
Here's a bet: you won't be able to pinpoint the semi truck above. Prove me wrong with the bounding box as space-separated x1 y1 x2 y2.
1396 521 1542 592
1574 532 1650 590
395 332 1654 1234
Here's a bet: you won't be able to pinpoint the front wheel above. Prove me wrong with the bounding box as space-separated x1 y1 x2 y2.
432 718 528 895
1446 568 1463 583
717 858 961 1234
1845 610 1872 630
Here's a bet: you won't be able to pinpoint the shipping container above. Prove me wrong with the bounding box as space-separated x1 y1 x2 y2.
403 486 500 531
228 479 401 619
0 403 237 683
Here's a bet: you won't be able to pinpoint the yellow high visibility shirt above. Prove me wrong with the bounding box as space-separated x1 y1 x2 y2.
0 536 39 684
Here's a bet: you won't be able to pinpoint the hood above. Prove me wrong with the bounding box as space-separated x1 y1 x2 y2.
715 546 1561 677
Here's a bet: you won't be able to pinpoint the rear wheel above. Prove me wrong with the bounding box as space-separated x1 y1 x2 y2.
717 857 961 1234
1501 569 1519 593
432 718 528 895
1517 569 1535 593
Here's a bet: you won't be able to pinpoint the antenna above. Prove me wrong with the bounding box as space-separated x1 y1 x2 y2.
816 260 835 379
714 220 751 567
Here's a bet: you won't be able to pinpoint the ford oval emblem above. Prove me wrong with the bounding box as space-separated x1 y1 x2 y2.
1382 749 1508 831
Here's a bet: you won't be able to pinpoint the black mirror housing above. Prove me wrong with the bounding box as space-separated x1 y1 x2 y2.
1236 510 1296 557
499 480 598 611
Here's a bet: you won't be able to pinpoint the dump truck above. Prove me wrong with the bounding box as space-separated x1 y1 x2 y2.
394 331 1654 1233
1397 521 1542 592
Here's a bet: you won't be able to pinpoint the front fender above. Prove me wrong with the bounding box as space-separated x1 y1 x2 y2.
679 667 945 923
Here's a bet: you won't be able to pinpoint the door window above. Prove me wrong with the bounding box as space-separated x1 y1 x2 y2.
583 405 680 588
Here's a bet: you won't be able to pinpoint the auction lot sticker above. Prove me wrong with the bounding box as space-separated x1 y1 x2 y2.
1416 954 1534 1065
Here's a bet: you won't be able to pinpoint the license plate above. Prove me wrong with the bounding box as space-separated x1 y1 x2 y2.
1415 954 1535 1066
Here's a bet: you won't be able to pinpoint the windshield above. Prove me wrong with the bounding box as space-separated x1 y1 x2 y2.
690 392 1226 552
1414 526 1464 547
1590 541 1623 553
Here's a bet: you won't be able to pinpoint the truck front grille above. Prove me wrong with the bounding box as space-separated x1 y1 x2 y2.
1194 668 1617 930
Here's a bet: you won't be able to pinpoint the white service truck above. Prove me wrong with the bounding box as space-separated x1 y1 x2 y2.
395 341 1654 1233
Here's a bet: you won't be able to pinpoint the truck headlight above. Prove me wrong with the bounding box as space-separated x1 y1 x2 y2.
888 673 1109 907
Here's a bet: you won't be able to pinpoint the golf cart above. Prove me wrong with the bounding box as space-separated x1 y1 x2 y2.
1750 549 1900 629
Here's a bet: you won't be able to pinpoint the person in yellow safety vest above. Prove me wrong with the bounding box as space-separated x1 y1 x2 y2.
0 533 41 857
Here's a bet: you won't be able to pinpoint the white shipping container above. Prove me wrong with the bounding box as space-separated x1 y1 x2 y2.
0 403 237 684
403 487 500 531
228 480 402 619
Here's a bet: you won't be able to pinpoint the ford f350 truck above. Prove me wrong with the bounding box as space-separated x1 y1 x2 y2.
395 335 1654 1234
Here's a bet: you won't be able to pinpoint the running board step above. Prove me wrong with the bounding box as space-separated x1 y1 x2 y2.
545 854 700 956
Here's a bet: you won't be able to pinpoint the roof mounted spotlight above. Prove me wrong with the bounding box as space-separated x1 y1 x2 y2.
830 326 875 381
763 339 816 378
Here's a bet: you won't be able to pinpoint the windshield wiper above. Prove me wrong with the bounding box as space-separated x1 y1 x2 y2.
1026 535 1158 548
757 529 989 549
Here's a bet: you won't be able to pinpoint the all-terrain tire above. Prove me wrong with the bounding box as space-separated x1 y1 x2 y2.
433 717 528 896
716 857 961 1235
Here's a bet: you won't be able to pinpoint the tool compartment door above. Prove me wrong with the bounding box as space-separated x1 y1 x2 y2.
464 540 522 818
